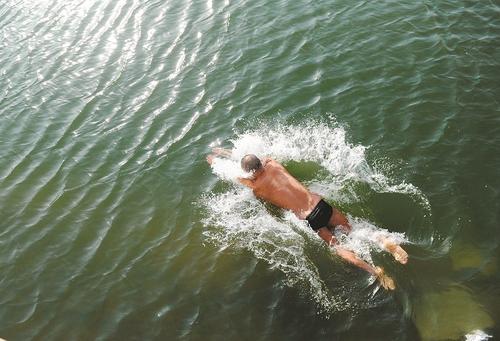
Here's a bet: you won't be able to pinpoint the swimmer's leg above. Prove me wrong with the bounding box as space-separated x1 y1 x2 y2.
326 205 408 264
317 227 395 290
328 208 351 234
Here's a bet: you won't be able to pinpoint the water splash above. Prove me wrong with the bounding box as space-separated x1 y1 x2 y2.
202 120 422 313
230 121 368 182
335 217 407 265
201 189 348 314
465 330 493 341
212 121 430 208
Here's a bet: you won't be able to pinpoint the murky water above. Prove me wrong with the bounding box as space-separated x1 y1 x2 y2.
1 0 499 340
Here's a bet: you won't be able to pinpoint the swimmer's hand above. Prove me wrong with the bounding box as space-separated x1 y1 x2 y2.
374 266 395 290
212 147 232 158
207 148 231 165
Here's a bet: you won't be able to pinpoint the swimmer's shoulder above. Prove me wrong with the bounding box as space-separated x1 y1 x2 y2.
263 157 279 166
265 158 287 172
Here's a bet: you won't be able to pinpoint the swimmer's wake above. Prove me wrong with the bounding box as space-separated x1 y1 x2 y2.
202 121 418 312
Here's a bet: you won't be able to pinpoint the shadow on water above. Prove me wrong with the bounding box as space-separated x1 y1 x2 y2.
394 239 496 340
412 283 493 340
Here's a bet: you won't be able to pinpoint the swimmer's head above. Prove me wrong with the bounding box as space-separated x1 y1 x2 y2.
241 154 262 173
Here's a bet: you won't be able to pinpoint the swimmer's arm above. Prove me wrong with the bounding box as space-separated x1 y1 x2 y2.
316 227 377 276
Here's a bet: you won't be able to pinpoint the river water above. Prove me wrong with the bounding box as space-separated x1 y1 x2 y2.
1 0 499 340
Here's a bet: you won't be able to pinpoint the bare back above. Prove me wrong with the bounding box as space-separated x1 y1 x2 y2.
248 159 321 219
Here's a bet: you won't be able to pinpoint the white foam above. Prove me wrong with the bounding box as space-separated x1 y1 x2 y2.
210 157 248 183
211 121 430 207
335 217 408 265
465 330 492 341
230 122 367 182
202 189 348 313
202 120 423 313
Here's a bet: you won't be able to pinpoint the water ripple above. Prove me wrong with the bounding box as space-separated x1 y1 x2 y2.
1 0 499 339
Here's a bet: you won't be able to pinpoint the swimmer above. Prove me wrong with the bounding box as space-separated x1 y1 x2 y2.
207 149 408 290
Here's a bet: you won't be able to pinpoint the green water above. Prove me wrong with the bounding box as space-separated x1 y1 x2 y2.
0 0 499 340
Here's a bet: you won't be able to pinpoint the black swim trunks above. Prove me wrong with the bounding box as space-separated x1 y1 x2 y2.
306 199 333 231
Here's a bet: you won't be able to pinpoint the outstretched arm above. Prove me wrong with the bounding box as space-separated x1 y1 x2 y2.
316 227 395 290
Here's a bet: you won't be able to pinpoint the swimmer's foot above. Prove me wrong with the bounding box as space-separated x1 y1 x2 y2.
392 245 408 264
388 244 408 264
374 266 396 291
380 238 408 264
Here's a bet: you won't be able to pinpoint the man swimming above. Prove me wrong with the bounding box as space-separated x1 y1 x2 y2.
206 148 408 290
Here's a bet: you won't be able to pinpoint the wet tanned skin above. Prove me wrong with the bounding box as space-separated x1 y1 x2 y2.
241 158 322 220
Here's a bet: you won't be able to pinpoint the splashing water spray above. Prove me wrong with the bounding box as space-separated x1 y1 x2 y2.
202 120 426 314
